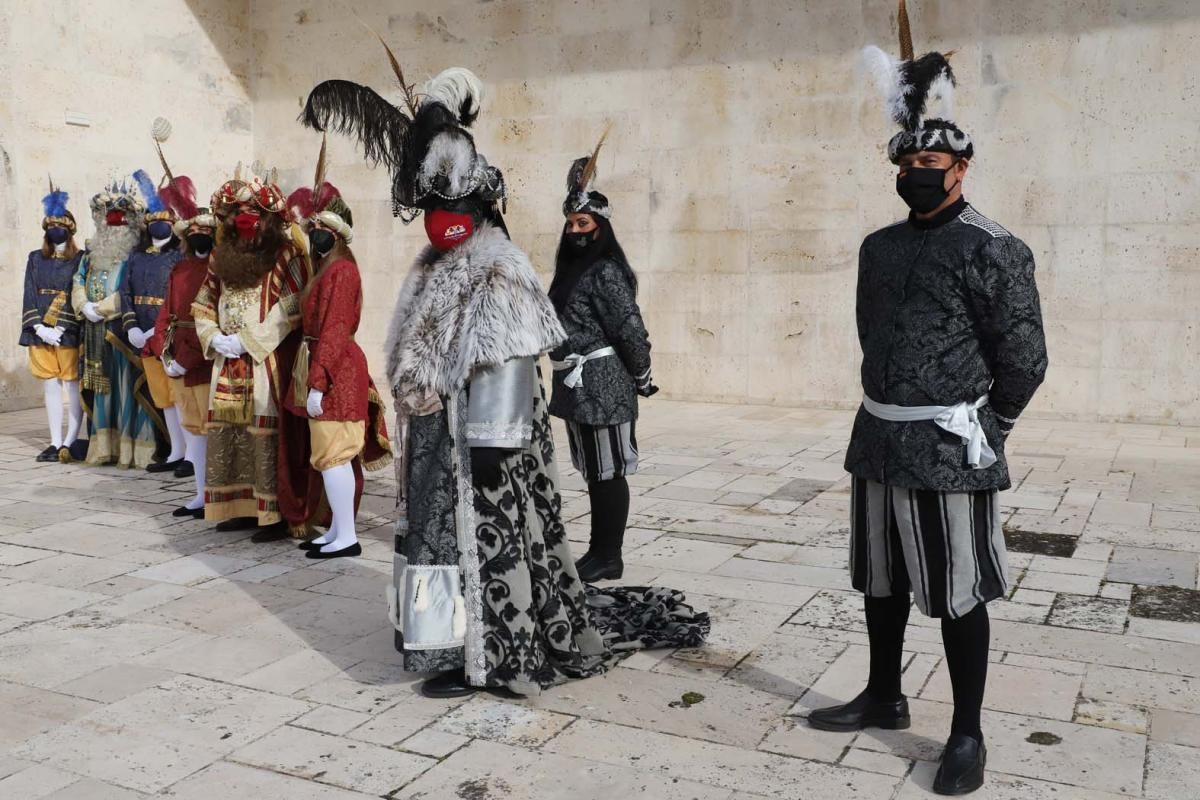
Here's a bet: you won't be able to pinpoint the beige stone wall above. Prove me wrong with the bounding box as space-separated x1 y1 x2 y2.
0 0 253 410
6 2 1200 424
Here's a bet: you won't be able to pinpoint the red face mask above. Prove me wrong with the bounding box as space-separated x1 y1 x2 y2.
424 208 474 252
234 210 261 240
104 210 126 227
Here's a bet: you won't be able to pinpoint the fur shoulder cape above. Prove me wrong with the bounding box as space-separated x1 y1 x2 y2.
385 223 565 396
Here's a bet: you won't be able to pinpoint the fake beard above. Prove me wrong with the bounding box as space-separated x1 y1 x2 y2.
88 215 141 273
210 216 284 289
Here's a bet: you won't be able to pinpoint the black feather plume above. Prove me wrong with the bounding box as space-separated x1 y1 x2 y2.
897 52 955 131
300 79 411 171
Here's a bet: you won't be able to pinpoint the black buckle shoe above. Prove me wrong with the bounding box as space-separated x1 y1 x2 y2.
807 689 911 732
146 458 185 473
933 734 986 795
420 670 478 699
305 542 361 559
172 505 204 519
215 517 257 532
577 555 624 583
173 461 195 478
36 446 60 463
250 522 291 543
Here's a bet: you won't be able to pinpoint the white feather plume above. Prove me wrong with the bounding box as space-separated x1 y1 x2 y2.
924 69 956 123
419 131 475 196
857 45 907 127
420 67 483 124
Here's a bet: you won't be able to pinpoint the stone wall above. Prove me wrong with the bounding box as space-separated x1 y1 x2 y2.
6 1 1200 424
0 0 253 411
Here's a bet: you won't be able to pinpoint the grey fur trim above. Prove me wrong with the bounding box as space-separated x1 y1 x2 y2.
385 224 566 396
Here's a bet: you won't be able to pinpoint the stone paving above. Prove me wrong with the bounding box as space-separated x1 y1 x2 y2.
1 400 1199 799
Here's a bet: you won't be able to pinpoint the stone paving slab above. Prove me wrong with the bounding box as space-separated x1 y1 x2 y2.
2 400 1200 796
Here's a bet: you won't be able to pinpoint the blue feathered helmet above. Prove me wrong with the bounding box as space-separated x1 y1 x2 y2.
133 169 176 223
42 177 76 233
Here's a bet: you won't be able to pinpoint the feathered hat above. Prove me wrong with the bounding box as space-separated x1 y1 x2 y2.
859 0 973 164
42 177 76 234
287 135 354 243
301 32 505 223
210 160 287 217
563 127 612 219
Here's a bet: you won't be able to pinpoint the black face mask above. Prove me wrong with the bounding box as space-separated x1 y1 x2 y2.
187 233 213 256
564 231 595 251
896 162 959 214
148 220 175 241
45 226 70 245
309 228 336 259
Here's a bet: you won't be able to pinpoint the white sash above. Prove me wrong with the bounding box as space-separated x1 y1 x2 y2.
862 394 996 470
550 346 617 389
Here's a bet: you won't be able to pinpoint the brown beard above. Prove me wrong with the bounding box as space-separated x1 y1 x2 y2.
210 216 285 289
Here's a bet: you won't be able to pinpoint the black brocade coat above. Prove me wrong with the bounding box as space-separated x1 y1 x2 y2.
844 199 1048 492
548 258 652 427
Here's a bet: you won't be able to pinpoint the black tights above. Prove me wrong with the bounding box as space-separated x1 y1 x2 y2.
865 594 989 741
587 477 630 558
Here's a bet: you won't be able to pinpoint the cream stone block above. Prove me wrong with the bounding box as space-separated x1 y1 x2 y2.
547 718 901 798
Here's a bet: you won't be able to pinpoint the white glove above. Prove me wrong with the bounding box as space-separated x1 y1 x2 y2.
306 388 324 418
127 327 148 349
212 334 247 359
82 302 104 323
164 360 187 378
34 324 62 346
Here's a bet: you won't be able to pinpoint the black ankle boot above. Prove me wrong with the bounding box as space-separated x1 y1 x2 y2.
420 670 478 699
577 553 624 583
933 734 986 795
808 689 911 732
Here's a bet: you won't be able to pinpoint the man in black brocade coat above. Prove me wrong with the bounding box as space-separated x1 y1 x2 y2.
808 6 1048 796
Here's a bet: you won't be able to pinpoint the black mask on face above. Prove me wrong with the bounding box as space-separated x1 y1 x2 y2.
45 226 70 245
564 231 595 251
896 162 960 214
187 233 213 256
309 228 336 259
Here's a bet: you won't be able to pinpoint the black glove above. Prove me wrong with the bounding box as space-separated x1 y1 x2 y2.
470 447 508 491
637 381 659 398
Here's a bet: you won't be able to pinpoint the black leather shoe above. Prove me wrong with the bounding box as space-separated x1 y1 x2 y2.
420 670 478 699
174 461 195 478
577 554 623 583
807 690 911 732
147 458 184 473
68 440 89 462
250 522 290 543
306 542 361 559
36 446 60 462
215 517 257 532
933 734 986 795
173 505 204 518
574 550 597 574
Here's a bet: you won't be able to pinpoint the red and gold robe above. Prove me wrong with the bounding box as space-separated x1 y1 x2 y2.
192 243 310 529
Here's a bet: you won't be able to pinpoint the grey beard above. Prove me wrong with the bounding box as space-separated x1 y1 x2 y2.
88 225 140 271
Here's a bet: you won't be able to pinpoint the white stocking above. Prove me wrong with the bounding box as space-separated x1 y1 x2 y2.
43 379 63 448
63 380 82 445
183 429 207 510
318 462 358 552
163 406 187 462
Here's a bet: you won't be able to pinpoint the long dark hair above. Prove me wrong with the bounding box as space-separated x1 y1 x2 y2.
548 214 636 313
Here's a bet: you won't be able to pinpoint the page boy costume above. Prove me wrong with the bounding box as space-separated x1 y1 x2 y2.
21 180 85 462
808 4 1049 795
